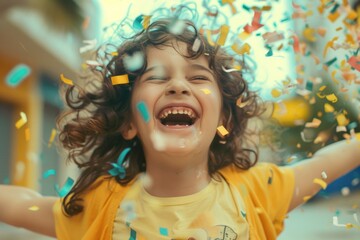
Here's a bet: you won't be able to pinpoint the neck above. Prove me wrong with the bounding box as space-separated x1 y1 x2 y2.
144 153 211 197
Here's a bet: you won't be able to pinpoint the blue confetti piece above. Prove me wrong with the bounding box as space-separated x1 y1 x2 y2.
159 227 169 236
133 15 145 30
43 169 56 179
55 177 74 197
136 101 150 123
129 228 137 240
108 147 131 179
5 64 31 87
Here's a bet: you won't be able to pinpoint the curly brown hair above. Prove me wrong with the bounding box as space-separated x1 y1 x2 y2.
57 17 264 216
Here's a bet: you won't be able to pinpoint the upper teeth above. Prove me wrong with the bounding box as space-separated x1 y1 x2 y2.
159 108 196 119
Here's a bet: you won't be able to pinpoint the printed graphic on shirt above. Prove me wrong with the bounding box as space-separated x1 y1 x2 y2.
172 225 238 240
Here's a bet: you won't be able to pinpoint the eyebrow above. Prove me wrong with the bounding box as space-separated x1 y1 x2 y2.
188 64 214 76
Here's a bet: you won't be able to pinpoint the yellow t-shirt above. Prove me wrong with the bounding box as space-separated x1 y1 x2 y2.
112 176 249 239
53 163 294 240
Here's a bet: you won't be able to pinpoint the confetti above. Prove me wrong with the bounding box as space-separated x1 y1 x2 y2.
79 39 97 54
222 65 242 73
136 101 150 123
341 187 350 196
15 112 27 129
43 169 56 179
348 56 360 72
48 128 57 147
5 64 31 87
192 38 201 52
28 206 40 211
168 20 187 35
159 227 169 236
231 42 251 55
60 74 74 86
123 52 145 72
111 74 129 85
305 118 322 128
55 177 74 197
321 171 327 179
200 89 211 94
216 125 229 138
108 147 131 179
303 27 316 42
216 25 230 46
313 178 327 190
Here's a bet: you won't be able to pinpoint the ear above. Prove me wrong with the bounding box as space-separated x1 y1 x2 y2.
122 122 138 140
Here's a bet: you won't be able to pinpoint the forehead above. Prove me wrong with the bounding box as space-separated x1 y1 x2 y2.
145 41 210 68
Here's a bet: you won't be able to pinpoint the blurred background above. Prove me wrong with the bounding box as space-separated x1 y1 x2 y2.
0 0 359 239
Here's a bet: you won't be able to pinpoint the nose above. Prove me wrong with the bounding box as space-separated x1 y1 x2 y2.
165 78 191 96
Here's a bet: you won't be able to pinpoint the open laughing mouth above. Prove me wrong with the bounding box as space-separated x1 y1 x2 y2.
158 107 198 127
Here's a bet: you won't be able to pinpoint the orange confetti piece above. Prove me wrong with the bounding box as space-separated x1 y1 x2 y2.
60 74 74 86
217 125 229 138
111 74 129 85
348 56 360 72
328 11 340 22
313 178 327 189
317 27 326 37
305 118 322 128
15 112 27 129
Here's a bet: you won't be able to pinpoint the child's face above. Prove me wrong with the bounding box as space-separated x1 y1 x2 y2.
128 41 223 158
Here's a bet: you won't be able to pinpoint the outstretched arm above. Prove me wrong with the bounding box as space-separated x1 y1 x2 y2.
288 138 360 211
0 185 57 237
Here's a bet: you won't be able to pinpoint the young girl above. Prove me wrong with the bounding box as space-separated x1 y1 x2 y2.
1 17 359 240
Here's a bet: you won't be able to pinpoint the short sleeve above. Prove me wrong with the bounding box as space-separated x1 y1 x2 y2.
246 163 295 234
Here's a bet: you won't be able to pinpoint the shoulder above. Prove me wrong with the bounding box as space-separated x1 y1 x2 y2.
219 163 294 188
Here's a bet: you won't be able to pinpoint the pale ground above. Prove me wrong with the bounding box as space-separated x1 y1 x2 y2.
1 190 359 240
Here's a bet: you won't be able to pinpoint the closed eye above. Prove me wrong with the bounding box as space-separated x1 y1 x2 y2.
189 75 211 82
146 76 167 81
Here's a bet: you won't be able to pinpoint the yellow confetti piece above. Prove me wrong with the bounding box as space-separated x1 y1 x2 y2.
336 114 349 126
271 89 282 98
111 51 118 56
28 205 39 211
216 25 230 46
15 112 27 129
143 15 151 29
328 11 340 22
231 43 251 55
48 128 57 148
313 178 327 189
325 93 338 103
200 89 211 94
324 103 335 112
303 27 316 42
111 74 129 85
236 96 250 108
60 74 74 86
217 125 229 138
